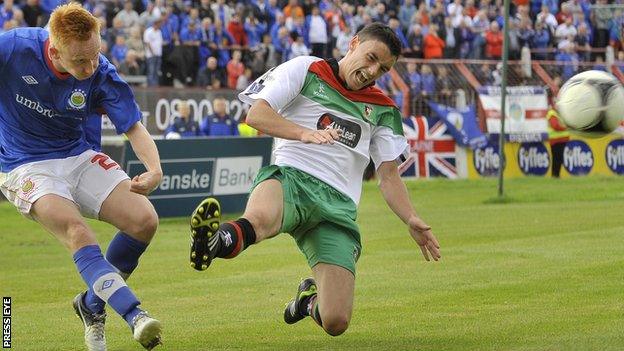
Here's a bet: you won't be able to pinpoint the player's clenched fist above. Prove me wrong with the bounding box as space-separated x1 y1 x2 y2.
131 170 163 195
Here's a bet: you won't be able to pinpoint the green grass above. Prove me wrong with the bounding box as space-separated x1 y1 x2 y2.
1 176 624 350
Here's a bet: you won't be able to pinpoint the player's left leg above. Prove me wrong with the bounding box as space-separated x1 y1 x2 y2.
189 170 285 270
96 180 162 349
99 179 159 278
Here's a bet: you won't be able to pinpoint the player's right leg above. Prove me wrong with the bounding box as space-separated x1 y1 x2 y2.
311 263 355 336
31 194 160 350
1 163 105 350
284 263 355 336
189 177 284 270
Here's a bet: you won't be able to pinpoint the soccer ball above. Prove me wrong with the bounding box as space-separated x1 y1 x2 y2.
556 70 624 137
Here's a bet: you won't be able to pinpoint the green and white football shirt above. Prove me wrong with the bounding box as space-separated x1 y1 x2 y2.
239 56 408 204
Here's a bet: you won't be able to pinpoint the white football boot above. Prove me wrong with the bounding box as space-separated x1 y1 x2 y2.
132 311 162 350
72 292 107 351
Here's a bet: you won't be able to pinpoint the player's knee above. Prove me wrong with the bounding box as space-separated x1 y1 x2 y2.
126 207 159 241
242 212 276 241
322 314 350 336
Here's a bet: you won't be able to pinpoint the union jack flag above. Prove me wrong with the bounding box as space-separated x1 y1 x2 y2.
401 115 457 178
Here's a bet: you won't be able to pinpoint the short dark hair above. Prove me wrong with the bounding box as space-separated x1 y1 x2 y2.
356 22 402 58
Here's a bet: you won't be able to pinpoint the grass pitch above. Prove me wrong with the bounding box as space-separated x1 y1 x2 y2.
1 176 623 350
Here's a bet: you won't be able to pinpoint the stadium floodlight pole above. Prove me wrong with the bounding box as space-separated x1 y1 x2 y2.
498 0 511 197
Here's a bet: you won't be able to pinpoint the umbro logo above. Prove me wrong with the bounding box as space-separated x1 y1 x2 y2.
22 75 38 85
101 279 114 290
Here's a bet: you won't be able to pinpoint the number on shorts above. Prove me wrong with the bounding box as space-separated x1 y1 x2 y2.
90 154 120 170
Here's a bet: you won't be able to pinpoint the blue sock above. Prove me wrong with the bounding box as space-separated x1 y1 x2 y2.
84 232 148 313
73 245 143 327
106 232 149 277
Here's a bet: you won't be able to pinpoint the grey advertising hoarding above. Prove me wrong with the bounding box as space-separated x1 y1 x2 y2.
122 137 273 217
102 88 246 137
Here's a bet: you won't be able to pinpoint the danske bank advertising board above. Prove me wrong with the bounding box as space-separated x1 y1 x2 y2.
123 137 272 217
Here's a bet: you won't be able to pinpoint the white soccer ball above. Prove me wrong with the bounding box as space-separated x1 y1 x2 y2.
556 70 624 137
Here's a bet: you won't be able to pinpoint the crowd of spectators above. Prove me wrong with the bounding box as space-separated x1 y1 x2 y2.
0 0 618 113
3 0 624 89
3 0 624 114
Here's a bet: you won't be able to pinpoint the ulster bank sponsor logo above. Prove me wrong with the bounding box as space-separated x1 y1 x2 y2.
316 113 361 148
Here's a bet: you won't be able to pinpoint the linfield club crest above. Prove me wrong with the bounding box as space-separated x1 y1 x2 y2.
21 178 35 195
68 89 87 110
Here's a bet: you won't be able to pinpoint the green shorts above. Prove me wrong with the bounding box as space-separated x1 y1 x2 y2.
252 165 361 275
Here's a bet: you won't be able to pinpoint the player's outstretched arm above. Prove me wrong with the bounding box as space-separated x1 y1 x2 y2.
377 161 441 262
247 99 341 144
125 122 163 195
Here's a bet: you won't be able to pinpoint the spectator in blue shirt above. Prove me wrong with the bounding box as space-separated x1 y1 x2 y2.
555 43 579 82
111 35 129 68
406 62 422 96
252 0 276 29
200 97 239 136
0 0 14 29
542 0 559 17
531 22 551 60
180 21 202 85
274 26 291 63
290 15 307 46
181 7 201 29
244 15 267 51
518 19 535 49
270 13 285 47
389 17 410 55
180 20 203 44
208 18 235 68
164 101 201 138
161 6 180 46
398 0 417 32
160 6 180 86
421 64 436 97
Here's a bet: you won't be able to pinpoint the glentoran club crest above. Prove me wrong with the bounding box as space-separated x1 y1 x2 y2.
364 105 372 119
68 89 87 110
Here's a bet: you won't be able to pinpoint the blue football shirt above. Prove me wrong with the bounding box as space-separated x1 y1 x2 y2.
0 28 141 172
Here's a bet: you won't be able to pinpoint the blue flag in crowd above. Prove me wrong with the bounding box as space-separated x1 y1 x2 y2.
428 102 488 149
